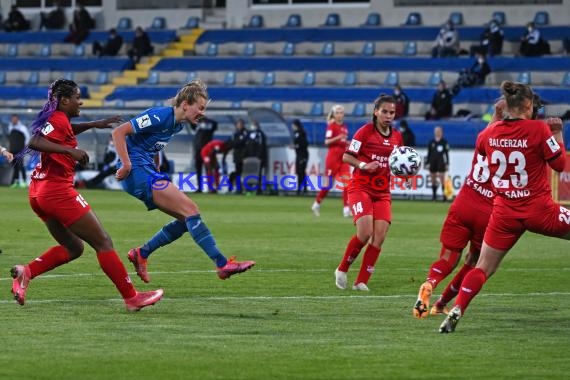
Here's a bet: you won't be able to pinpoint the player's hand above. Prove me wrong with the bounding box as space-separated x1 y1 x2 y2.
546 117 563 133
69 148 89 167
363 161 380 172
493 99 506 119
115 163 131 181
1 150 14 162
98 115 123 129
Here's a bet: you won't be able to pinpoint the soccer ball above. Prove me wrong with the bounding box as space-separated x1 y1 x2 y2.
389 146 422 176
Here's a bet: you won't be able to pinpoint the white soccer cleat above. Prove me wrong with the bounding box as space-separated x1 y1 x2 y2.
343 206 352 218
334 269 347 290
311 202 320 217
352 282 370 291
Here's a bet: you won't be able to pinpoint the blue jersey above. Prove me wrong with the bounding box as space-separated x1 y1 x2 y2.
126 106 185 167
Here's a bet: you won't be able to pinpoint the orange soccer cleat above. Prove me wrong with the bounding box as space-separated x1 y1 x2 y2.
128 247 150 283
217 256 255 280
124 289 164 311
413 281 433 319
11 265 31 306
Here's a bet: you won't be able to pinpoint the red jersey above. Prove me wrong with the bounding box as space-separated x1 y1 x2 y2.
325 122 349 161
200 139 225 160
346 122 403 193
476 119 565 217
30 111 78 196
457 151 495 211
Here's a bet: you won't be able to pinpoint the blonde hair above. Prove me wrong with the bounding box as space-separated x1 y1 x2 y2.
171 79 208 107
327 104 345 122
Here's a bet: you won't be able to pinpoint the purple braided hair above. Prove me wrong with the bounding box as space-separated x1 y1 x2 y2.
14 78 78 163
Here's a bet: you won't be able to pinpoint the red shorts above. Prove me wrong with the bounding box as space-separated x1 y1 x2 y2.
484 200 570 251
348 188 391 223
30 190 91 227
440 200 492 253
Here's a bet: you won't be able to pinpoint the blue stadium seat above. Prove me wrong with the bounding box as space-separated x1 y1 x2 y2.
561 72 570 87
247 14 264 28
73 44 86 57
6 44 18 57
384 72 399 86
117 17 132 30
224 71 236 86
402 41 417 56
303 71 315 86
323 13 341 27
449 12 463 26
114 99 125 108
0 71 6 85
343 71 357 86
361 12 381 27
352 102 366 117
533 11 549 26
94 72 108 85
361 42 375 56
403 12 422 26
38 44 51 57
492 11 506 26
18 99 28 107
206 42 218 56
150 16 166 30
231 101 242 108
271 102 283 113
186 71 198 82
282 42 295 56
321 42 335 56
184 16 200 29
153 100 164 107
26 72 39 85
63 72 75 81
517 72 531 84
284 14 302 28
243 42 256 56
145 71 160 85
262 71 275 86
427 71 443 86
310 102 324 116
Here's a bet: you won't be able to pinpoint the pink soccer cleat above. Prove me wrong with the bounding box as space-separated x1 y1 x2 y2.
124 289 164 311
217 256 255 280
128 247 150 283
11 265 31 306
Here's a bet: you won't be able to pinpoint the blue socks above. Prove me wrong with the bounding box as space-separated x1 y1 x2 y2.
185 214 227 268
139 220 187 259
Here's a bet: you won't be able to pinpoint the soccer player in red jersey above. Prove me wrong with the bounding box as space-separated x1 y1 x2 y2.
334 95 404 291
311 104 352 218
440 81 569 333
200 139 226 193
9 79 163 311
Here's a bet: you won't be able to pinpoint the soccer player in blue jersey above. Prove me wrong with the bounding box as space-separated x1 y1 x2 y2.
112 80 255 283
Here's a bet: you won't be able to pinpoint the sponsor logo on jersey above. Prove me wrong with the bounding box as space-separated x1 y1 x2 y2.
41 122 54 135
136 114 152 129
348 139 362 153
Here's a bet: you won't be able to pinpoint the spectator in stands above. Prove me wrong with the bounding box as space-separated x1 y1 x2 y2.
64 2 94 45
470 19 503 57
426 126 450 202
7 114 30 188
92 28 124 57
456 53 491 88
393 85 410 120
223 118 248 194
39 1 66 30
128 26 154 67
425 81 454 120
3 5 30 32
398 119 415 147
291 119 309 196
431 20 460 58
519 22 550 57
191 116 217 193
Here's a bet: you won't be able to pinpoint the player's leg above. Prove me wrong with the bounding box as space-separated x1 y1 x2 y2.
339 163 352 217
429 171 438 201
313 162 338 215
335 191 372 289
153 182 254 279
437 171 446 201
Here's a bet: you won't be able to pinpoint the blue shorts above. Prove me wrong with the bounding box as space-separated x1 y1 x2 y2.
120 164 169 211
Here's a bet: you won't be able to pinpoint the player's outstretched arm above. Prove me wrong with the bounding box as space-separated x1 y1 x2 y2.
71 115 122 135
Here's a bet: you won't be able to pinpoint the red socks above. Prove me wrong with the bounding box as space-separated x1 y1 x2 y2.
315 188 329 204
454 267 487 313
338 235 365 272
439 263 474 306
28 245 71 279
426 258 454 288
355 245 381 285
96 250 136 299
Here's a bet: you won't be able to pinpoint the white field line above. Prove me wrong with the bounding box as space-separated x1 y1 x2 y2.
0 267 569 282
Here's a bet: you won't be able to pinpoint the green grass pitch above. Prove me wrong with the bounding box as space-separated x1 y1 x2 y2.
0 187 569 379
